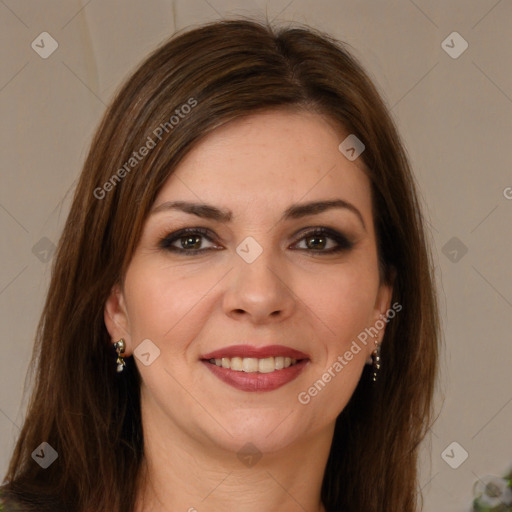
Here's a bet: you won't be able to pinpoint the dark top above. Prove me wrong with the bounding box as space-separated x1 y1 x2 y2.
0 491 26 512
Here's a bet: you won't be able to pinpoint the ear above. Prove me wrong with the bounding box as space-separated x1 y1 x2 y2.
104 283 133 355
373 281 393 330
365 275 395 362
374 265 396 331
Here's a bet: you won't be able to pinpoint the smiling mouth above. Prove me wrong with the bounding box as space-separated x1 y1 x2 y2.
206 356 303 373
200 344 310 391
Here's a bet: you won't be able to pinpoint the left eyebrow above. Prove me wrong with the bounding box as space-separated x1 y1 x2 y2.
281 199 366 231
150 198 366 232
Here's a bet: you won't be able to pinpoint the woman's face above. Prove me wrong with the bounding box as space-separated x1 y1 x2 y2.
105 109 392 454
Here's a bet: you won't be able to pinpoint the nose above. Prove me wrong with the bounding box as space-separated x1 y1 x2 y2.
222 245 296 325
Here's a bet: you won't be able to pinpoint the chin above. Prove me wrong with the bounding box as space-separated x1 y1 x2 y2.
200 407 310 455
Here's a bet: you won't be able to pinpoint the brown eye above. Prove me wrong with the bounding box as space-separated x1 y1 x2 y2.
159 226 353 256
293 228 354 253
159 228 220 254
178 234 202 250
303 234 330 250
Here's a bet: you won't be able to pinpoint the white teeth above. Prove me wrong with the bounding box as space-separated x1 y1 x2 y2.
242 358 259 372
230 357 243 371
208 356 301 373
258 357 275 373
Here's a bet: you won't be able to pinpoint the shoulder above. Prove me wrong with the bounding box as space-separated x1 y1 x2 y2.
0 486 64 512
0 490 28 512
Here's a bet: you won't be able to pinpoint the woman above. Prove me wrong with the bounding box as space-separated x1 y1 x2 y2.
1 17 439 512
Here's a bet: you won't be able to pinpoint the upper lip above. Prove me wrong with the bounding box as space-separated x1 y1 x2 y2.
201 344 310 360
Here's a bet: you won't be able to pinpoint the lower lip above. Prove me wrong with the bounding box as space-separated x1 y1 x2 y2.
201 360 309 392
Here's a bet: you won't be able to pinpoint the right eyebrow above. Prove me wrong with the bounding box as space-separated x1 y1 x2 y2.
150 201 232 222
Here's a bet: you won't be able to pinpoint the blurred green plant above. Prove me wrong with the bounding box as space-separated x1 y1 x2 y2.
472 470 512 512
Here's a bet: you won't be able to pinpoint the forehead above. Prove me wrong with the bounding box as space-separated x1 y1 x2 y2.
154 109 372 223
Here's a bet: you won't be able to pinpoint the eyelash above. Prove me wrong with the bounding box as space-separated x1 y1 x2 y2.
158 227 354 256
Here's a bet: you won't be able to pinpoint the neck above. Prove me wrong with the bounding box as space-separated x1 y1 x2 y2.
134 405 333 512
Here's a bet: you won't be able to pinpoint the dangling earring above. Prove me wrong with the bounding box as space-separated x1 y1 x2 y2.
371 340 381 382
114 339 126 373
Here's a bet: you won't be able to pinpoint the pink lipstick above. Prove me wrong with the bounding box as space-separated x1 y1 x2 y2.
200 344 310 392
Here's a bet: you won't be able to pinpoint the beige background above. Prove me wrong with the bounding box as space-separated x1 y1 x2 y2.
1 1 511 510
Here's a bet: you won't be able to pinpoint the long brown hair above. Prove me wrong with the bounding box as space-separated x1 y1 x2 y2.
2 16 439 512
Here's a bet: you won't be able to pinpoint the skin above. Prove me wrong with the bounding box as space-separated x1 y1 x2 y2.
105 109 393 512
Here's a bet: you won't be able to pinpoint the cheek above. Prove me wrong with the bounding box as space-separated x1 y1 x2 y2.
304 262 379 348
123 259 224 351
296 267 377 415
